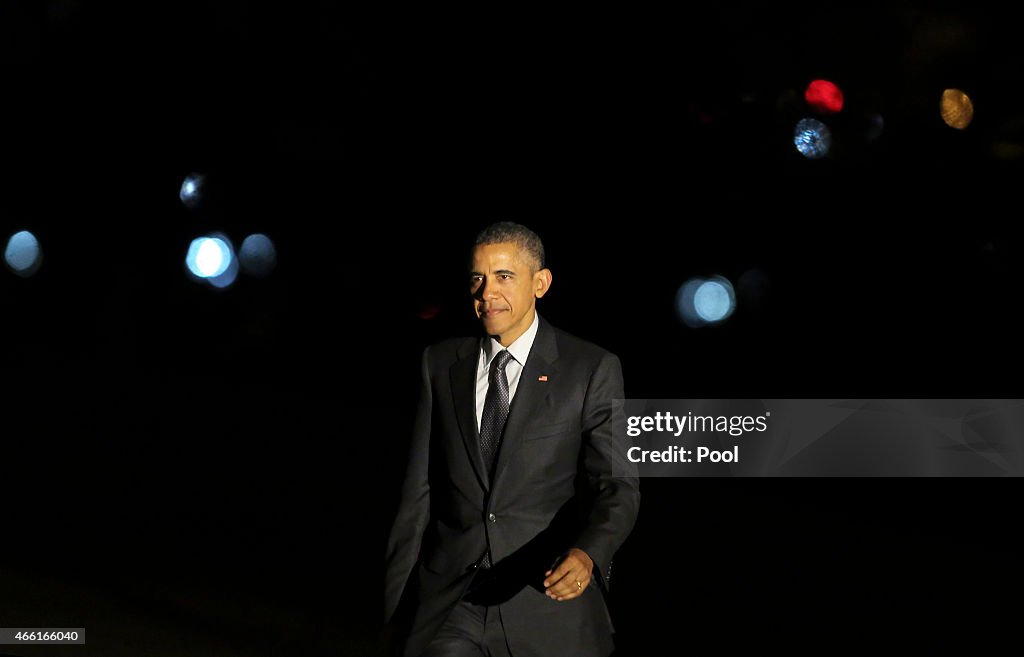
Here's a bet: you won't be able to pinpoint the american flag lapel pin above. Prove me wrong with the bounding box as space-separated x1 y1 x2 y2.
538 375 548 382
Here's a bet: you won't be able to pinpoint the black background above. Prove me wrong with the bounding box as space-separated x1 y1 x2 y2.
1 2 1021 655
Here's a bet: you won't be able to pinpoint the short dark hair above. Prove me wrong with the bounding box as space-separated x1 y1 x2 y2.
474 221 545 271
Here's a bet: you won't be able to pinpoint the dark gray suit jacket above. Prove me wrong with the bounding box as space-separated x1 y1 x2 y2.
385 316 640 657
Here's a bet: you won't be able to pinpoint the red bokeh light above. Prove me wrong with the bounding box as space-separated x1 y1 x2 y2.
805 79 844 114
417 303 441 320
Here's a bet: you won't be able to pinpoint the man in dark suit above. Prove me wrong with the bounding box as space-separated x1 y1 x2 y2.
384 222 640 656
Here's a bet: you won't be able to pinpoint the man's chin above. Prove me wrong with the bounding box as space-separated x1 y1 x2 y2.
479 320 508 338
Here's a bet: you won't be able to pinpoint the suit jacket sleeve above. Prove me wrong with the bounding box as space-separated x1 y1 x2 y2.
573 352 640 592
384 345 432 624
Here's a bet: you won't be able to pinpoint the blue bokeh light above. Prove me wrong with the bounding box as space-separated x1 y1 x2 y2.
207 253 239 289
794 118 832 159
180 173 205 209
676 276 736 327
694 280 733 322
239 233 277 278
4 230 43 277
867 113 884 142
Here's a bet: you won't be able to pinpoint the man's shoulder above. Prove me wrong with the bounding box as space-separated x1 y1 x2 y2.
422 335 477 365
548 322 618 364
418 320 620 366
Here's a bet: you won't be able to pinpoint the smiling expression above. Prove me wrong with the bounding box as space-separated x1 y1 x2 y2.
470 242 552 347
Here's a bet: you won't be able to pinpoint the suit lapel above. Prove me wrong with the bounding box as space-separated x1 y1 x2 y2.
490 317 560 495
450 338 489 491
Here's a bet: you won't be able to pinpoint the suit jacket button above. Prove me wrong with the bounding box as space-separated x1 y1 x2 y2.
488 513 497 523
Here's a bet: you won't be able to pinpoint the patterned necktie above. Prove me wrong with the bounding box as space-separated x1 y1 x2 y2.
478 349 513 569
479 349 514 480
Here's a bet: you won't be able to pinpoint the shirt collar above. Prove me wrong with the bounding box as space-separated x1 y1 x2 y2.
482 311 540 368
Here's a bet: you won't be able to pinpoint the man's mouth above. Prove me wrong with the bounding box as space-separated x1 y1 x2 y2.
479 308 507 318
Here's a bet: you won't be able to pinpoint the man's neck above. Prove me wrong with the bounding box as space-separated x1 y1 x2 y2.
492 309 536 348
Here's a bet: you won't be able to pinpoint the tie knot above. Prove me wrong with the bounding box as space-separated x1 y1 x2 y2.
491 350 514 372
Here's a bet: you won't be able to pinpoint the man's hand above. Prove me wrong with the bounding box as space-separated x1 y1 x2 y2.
543 547 594 601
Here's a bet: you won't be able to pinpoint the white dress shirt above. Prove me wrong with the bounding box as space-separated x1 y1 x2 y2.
476 311 540 431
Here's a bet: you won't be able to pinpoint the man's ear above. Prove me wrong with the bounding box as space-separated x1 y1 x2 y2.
534 268 552 299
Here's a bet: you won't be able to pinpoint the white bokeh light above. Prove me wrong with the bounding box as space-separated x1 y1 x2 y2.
186 236 234 281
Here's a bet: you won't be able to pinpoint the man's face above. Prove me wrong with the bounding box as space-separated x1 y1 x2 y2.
470 242 551 346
